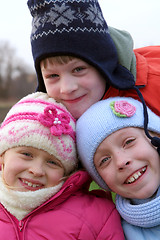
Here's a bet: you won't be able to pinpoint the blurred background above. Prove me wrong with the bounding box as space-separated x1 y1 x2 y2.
0 0 159 122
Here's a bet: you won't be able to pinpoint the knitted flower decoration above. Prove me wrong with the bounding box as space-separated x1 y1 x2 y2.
39 105 75 140
110 100 136 117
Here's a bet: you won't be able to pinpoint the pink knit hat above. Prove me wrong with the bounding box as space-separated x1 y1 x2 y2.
0 92 77 174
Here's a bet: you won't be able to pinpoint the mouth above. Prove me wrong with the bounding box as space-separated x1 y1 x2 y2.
125 166 147 184
62 95 86 103
20 178 44 190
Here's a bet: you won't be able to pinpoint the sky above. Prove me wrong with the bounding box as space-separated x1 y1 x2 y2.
0 0 160 69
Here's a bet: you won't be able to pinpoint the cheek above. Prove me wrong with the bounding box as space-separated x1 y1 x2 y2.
84 76 104 88
43 80 52 92
45 84 59 99
47 169 64 185
98 169 113 186
100 167 120 192
86 77 106 98
3 160 25 176
2 164 17 186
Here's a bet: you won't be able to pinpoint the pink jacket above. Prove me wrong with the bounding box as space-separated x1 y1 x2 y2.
0 171 124 240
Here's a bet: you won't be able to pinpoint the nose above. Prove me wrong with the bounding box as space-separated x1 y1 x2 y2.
28 161 45 177
114 151 131 171
60 76 78 94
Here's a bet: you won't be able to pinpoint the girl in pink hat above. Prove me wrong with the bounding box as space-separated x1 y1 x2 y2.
0 92 124 240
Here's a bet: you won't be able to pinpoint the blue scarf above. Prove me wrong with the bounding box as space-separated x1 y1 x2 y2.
116 187 160 228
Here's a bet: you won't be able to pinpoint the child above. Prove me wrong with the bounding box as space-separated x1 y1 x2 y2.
27 0 160 119
76 96 160 239
0 92 125 239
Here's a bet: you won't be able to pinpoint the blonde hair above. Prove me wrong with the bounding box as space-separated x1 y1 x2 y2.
41 56 75 69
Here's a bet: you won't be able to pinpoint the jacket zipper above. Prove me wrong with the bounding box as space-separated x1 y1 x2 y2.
19 220 24 231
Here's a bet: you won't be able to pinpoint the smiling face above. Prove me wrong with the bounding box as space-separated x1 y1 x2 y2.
94 127 160 199
40 57 106 119
0 146 64 192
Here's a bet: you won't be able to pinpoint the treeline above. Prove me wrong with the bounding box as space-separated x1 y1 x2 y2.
0 41 36 100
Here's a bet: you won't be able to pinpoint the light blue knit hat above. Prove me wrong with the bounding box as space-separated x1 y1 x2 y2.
76 97 160 190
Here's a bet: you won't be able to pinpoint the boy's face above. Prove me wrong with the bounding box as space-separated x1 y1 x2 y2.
41 58 106 119
94 127 160 199
0 146 64 191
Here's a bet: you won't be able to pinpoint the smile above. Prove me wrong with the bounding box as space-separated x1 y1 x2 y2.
125 166 147 184
21 179 42 188
63 95 86 103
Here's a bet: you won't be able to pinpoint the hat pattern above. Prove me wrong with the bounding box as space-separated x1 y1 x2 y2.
29 1 108 41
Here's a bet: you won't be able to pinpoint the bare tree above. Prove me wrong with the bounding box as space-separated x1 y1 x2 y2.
0 41 15 97
0 41 36 99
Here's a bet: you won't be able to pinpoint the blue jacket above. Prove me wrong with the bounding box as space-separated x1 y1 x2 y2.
122 219 160 240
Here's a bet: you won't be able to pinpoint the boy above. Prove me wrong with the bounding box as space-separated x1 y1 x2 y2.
76 96 160 239
27 0 160 119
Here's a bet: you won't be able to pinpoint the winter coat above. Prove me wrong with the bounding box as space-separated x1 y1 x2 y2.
103 46 160 116
0 170 124 240
122 220 160 240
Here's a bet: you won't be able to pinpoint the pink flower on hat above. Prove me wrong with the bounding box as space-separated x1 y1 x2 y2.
110 100 136 117
39 105 74 137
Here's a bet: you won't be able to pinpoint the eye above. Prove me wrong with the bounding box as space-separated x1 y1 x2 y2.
47 160 56 165
43 72 59 81
73 66 86 73
47 159 62 168
124 138 135 147
46 73 59 80
21 152 33 158
99 156 111 167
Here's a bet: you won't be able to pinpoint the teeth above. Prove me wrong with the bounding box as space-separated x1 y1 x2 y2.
22 179 40 188
126 167 146 184
134 173 139 179
28 182 32 187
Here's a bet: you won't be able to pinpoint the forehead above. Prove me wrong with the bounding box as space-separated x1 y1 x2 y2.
96 127 144 149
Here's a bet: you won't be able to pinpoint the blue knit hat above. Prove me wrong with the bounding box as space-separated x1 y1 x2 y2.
27 0 135 92
76 97 160 189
